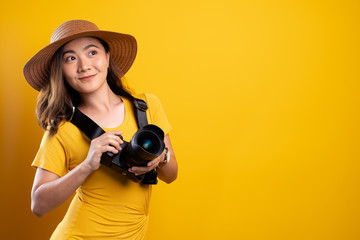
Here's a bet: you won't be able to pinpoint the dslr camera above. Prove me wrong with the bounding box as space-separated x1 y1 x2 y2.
100 124 165 184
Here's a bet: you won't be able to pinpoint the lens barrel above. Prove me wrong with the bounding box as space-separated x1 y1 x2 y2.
127 124 165 166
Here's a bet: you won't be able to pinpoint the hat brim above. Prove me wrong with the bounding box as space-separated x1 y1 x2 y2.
23 30 137 91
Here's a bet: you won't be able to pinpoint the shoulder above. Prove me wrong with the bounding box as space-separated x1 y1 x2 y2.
133 93 163 109
133 93 172 134
34 121 87 177
46 121 87 147
58 120 84 138
39 120 89 159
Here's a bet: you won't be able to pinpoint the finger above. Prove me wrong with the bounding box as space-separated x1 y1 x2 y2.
99 133 124 150
108 131 123 141
104 133 124 143
107 138 122 151
107 131 123 135
116 135 124 144
113 134 124 144
104 145 119 155
147 158 160 167
129 166 151 176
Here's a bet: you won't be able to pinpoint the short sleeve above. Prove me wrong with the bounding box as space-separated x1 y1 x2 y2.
144 93 172 136
32 130 68 177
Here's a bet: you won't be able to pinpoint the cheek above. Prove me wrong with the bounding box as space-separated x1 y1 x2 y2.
94 59 108 71
62 67 76 89
62 65 74 80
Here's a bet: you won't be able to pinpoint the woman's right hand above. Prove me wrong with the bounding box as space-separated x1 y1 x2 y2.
82 131 123 172
31 131 124 217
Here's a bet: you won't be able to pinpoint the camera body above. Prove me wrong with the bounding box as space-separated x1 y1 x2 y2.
100 124 165 184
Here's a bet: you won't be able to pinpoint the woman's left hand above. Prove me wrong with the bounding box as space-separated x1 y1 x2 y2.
129 134 178 183
128 153 164 176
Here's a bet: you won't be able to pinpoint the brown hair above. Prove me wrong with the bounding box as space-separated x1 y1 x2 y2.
36 38 134 135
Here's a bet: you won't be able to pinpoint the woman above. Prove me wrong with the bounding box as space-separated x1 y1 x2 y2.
23 20 178 239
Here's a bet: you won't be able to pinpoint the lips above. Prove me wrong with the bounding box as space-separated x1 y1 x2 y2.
78 74 96 81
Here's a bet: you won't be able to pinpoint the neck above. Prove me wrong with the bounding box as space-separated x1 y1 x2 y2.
78 84 121 114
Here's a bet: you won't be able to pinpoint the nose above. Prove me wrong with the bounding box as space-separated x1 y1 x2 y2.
77 57 91 72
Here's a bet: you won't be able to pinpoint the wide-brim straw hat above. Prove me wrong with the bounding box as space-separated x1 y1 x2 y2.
23 20 137 91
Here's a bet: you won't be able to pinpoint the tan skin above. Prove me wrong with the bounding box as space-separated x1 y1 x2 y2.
31 37 178 217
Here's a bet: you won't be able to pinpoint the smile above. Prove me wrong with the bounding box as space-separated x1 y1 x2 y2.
78 74 96 81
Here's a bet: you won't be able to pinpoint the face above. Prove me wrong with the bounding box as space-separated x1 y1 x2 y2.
62 37 110 95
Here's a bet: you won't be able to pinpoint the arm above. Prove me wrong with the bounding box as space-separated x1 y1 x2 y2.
129 134 178 184
31 131 123 217
31 163 93 217
156 134 178 183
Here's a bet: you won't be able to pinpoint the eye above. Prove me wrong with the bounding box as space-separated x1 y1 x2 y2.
89 50 97 56
65 56 76 62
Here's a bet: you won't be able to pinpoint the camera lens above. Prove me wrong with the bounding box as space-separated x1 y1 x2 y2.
126 124 165 167
141 139 152 150
137 132 160 154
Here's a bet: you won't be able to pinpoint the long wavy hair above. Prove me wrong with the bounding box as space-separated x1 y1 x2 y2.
36 38 134 135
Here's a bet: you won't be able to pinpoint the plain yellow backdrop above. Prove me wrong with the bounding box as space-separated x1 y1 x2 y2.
1 0 360 239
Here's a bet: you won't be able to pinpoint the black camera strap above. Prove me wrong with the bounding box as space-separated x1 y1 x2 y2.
70 97 148 140
133 98 148 128
70 107 105 140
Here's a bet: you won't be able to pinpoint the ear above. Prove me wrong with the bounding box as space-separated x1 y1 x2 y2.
106 52 110 66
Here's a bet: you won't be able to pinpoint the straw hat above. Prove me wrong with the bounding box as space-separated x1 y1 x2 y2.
23 20 137 91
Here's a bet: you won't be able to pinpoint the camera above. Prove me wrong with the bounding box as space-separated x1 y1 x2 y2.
100 124 165 184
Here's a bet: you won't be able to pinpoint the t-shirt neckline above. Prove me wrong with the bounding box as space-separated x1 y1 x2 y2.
102 96 130 132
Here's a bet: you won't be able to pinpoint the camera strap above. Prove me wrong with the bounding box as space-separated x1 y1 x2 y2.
70 97 149 139
133 98 148 128
70 107 105 140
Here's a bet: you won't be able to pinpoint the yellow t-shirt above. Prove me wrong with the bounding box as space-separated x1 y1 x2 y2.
32 93 171 240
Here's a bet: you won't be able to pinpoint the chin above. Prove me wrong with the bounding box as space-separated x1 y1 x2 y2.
79 82 108 94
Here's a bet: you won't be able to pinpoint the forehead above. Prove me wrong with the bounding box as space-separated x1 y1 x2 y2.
63 37 104 51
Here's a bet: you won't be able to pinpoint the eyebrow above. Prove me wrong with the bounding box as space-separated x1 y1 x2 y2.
63 44 100 56
84 44 100 51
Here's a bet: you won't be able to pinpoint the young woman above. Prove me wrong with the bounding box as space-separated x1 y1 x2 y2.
23 20 178 239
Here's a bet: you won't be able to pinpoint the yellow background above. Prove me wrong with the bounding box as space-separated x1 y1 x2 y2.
1 0 359 239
